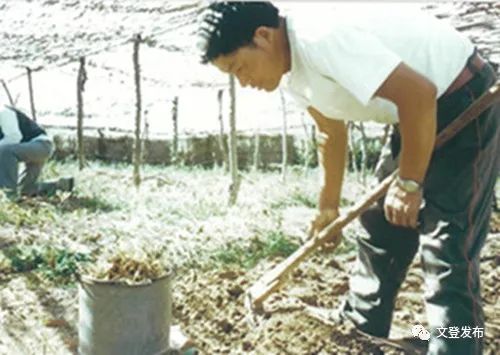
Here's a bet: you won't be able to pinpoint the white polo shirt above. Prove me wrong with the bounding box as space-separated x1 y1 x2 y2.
284 4 474 124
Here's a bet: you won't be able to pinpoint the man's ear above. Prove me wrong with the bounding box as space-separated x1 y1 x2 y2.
253 26 273 49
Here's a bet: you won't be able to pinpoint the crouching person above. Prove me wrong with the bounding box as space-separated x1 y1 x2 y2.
0 105 73 197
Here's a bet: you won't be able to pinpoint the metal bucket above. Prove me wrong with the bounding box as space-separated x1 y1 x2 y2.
78 273 172 355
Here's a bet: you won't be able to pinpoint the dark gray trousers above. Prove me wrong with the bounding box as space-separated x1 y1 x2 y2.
0 139 58 196
342 63 499 355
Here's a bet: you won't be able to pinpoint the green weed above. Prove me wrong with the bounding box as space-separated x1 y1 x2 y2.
212 231 299 269
3 245 90 284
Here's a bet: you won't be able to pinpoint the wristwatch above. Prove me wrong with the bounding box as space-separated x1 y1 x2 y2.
396 176 422 193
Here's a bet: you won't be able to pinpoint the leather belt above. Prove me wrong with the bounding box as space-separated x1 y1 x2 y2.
444 51 486 96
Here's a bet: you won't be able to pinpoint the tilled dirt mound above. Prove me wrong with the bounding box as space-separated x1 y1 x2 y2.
174 230 500 355
174 253 385 354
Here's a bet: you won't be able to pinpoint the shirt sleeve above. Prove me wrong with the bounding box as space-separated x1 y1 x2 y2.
0 108 22 145
304 25 402 106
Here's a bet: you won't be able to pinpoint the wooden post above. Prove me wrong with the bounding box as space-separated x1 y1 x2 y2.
132 34 142 187
142 110 149 163
359 122 368 185
143 111 150 140
300 113 311 171
347 122 359 175
380 124 390 147
172 96 179 163
253 129 260 171
375 124 391 172
77 57 87 170
26 67 37 121
217 89 229 171
1 80 14 106
228 75 240 205
311 124 318 167
280 90 288 183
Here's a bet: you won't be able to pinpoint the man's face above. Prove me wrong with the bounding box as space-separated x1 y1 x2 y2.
212 27 284 92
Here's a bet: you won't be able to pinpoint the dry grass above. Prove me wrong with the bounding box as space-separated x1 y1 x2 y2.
4 160 369 270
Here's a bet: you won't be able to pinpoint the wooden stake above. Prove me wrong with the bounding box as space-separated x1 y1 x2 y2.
142 110 149 163
26 67 37 122
228 75 240 205
359 122 368 185
300 113 312 171
217 89 229 171
132 34 142 187
253 129 260 172
280 90 287 183
77 57 87 170
375 124 392 178
172 96 179 163
1 80 14 106
347 122 358 175
311 124 318 167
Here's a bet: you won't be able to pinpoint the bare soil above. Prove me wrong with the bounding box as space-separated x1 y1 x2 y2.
173 227 500 354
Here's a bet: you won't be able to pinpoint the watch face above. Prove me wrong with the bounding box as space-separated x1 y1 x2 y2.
397 177 421 193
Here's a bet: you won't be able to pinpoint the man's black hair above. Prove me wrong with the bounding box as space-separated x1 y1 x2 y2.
198 1 280 64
